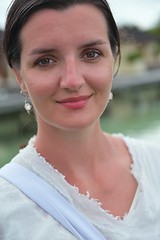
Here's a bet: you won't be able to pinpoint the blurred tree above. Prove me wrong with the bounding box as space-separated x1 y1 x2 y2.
148 19 160 37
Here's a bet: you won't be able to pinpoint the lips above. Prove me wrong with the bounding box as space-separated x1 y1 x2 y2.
57 95 91 103
56 95 92 109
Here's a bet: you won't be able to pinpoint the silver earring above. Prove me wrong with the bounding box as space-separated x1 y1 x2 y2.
24 99 32 114
20 91 32 114
109 92 113 101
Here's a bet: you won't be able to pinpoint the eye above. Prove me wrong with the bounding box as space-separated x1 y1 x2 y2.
82 49 102 61
35 56 57 66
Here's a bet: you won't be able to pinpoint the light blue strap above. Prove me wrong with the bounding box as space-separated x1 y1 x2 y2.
0 163 106 240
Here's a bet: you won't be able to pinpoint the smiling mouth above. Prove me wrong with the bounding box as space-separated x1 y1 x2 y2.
57 95 91 103
56 95 92 109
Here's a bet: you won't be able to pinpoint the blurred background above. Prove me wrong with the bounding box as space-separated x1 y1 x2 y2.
0 0 160 167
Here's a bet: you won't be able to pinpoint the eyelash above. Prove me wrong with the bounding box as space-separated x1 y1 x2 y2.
34 49 102 67
82 49 102 61
35 56 56 67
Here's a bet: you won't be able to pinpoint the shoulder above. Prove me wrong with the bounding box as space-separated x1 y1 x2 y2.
117 134 160 161
124 136 160 164
0 176 26 235
115 134 160 182
0 177 74 240
120 135 160 209
0 143 35 232
122 135 160 188
0 166 77 240
0 175 31 214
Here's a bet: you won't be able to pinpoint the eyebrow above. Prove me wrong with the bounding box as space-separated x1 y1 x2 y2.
29 48 56 56
28 39 108 56
80 39 108 48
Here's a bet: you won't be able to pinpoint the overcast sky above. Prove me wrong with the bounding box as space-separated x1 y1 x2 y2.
0 0 160 30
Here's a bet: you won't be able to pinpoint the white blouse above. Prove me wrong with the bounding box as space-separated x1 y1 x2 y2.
0 134 160 240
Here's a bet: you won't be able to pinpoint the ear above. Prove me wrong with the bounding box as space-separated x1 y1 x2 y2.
13 67 26 92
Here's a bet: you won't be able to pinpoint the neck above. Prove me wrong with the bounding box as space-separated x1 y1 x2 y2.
34 120 110 173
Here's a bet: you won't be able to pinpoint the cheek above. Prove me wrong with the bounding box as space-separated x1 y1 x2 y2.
21 70 58 98
89 66 113 92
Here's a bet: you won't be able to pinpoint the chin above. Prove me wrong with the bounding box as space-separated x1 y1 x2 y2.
49 117 100 132
38 108 104 132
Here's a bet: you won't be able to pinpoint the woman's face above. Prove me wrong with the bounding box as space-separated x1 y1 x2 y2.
14 4 115 131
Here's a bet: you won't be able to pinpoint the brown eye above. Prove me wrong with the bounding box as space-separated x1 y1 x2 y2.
38 57 53 66
83 49 101 60
35 56 57 67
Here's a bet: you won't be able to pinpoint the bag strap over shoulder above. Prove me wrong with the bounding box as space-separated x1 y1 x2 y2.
0 163 106 240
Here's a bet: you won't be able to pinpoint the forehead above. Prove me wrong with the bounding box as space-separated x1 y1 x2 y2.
20 4 108 38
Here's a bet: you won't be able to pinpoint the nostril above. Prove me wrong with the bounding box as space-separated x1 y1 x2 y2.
60 77 85 90
60 66 85 90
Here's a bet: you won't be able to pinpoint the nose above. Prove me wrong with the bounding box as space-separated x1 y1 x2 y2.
60 59 85 90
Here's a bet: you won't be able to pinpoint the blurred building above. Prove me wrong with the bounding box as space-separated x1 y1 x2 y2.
119 26 160 74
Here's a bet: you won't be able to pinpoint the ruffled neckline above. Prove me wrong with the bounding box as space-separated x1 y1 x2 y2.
14 134 143 228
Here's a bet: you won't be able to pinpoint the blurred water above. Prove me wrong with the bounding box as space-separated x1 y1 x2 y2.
133 122 160 144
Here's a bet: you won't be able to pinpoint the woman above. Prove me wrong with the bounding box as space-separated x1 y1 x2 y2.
0 0 160 239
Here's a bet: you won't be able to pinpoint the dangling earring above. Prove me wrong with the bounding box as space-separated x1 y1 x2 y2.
109 92 113 101
24 97 32 114
20 91 32 114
